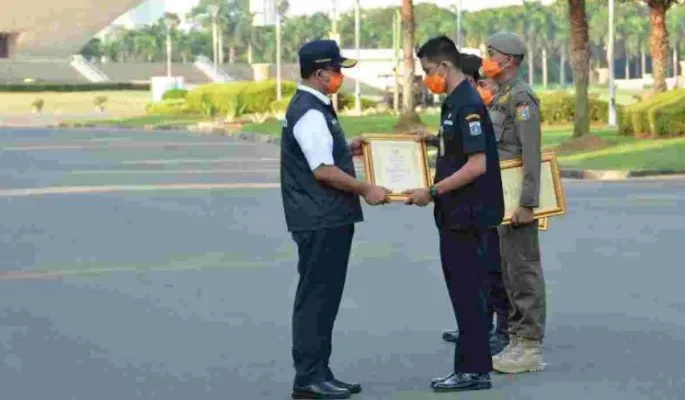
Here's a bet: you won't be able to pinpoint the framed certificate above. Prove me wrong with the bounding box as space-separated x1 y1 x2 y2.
538 217 548 231
500 152 566 225
361 133 431 202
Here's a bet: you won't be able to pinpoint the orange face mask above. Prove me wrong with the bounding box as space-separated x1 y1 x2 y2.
477 86 495 106
326 72 344 94
424 72 447 94
482 58 505 79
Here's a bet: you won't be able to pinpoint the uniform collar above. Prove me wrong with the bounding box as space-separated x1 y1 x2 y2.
498 76 521 92
444 79 470 108
298 84 331 105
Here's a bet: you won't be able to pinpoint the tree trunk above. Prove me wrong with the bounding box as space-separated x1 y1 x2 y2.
395 0 422 130
528 41 535 86
568 0 590 138
649 5 668 93
229 47 236 64
560 45 566 86
625 58 630 79
542 47 548 89
218 32 224 64
673 46 678 82
641 45 646 77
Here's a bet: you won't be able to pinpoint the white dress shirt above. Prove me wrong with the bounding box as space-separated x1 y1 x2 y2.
293 85 336 171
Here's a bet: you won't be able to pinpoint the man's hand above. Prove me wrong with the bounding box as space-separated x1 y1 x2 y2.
362 185 391 205
511 206 535 226
349 137 367 157
403 188 432 207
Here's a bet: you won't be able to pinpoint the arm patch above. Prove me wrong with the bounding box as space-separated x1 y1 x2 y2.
465 113 481 122
516 103 530 121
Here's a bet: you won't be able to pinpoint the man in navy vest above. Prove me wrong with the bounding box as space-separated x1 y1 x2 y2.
403 36 504 392
281 39 391 399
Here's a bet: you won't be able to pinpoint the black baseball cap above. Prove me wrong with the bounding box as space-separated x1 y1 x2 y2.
460 53 483 82
298 40 357 74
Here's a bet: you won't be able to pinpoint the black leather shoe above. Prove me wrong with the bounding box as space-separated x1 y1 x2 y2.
330 379 362 394
489 332 509 355
441 329 459 343
430 372 456 387
292 381 351 399
431 372 492 392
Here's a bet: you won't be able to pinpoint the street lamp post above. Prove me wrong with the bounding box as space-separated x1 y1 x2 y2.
331 0 339 110
456 0 462 48
164 16 175 78
608 0 617 127
393 9 400 113
208 4 220 71
276 12 282 101
354 0 361 113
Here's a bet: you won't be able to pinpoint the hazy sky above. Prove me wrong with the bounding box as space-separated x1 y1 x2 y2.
157 0 553 18
286 0 552 16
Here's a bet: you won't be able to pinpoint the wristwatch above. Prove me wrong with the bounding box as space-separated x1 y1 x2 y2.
428 185 439 200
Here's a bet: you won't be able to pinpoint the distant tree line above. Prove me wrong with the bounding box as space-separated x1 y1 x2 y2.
79 0 685 88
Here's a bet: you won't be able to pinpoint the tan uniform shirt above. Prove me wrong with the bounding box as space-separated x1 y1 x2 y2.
489 77 542 208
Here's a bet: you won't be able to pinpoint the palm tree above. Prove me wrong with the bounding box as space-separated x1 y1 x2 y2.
638 0 680 92
568 0 591 138
395 0 422 131
551 1 571 86
666 4 685 85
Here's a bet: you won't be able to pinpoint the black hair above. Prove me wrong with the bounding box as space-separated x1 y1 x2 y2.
460 53 482 81
416 35 461 69
513 54 524 67
300 66 315 80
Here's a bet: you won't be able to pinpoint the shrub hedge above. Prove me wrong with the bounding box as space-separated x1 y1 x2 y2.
179 80 379 118
538 91 609 125
185 80 298 117
162 88 188 100
618 89 685 137
145 99 194 115
0 83 150 92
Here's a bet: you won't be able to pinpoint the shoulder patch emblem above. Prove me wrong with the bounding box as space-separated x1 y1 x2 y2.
516 104 530 121
468 121 482 136
465 113 481 122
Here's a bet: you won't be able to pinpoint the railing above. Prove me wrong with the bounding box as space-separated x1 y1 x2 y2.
193 55 233 83
70 55 110 83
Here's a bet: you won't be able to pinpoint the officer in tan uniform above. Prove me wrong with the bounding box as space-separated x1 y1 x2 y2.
481 32 546 374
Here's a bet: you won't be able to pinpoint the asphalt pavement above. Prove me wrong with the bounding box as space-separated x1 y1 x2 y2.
1 127 684 400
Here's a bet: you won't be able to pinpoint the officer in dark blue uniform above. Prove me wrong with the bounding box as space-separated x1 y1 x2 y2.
403 35 504 392
280 39 391 399
439 53 510 355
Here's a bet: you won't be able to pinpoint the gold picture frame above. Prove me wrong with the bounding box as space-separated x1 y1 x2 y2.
538 217 548 231
500 152 567 225
361 133 432 202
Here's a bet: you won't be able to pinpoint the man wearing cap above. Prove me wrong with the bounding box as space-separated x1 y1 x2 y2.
437 53 511 356
404 35 504 392
481 32 546 374
281 39 391 399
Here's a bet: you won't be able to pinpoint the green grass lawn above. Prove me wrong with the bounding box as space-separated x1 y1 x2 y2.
74 114 206 128
75 110 685 172
243 112 684 171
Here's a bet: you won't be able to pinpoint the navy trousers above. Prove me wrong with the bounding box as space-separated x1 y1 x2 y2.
483 227 509 335
439 227 493 374
291 224 355 386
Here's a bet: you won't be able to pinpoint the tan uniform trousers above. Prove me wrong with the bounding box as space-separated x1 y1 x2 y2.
497 221 546 341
